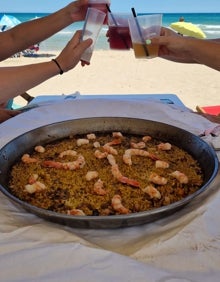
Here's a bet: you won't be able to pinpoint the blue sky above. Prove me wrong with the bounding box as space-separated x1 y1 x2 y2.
0 0 219 13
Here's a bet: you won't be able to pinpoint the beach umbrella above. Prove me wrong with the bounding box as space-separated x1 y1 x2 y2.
0 14 21 31
170 22 206 39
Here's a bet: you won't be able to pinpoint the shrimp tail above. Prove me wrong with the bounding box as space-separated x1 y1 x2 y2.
119 176 140 188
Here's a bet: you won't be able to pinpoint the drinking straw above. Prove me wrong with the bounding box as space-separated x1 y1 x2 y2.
106 4 129 49
131 7 149 56
106 4 117 25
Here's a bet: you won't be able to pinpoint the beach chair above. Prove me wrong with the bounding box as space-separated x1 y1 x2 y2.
22 43 40 57
196 105 220 116
196 105 220 124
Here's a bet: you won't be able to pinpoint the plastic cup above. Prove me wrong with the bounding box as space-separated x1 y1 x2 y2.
88 0 111 24
128 14 162 59
107 13 132 50
81 8 106 63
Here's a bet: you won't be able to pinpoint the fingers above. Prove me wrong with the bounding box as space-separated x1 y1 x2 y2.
75 0 88 8
70 32 93 63
150 37 167 46
55 29 93 72
70 30 83 48
0 109 21 123
70 0 88 22
6 109 21 117
160 27 178 37
10 110 21 116
69 30 93 51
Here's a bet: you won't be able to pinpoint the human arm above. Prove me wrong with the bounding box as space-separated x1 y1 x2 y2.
150 27 220 71
0 109 21 123
0 0 89 60
0 31 92 103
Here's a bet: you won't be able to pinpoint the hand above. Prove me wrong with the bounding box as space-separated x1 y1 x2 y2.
0 109 21 123
150 27 195 63
68 0 89 22
196 112 220 124
55 30 93 72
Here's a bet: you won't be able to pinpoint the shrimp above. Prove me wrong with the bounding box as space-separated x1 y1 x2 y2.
71 155 85 169
85 171 99 181
130 141 146 149
107 154 116 166
43 155 85 170
157 142 172 151
123 149 158 165
106 138 122 146
87 133 96 140
142 184 161 199
111 195 129 214
155 160 169 169
25 181 46 194
21 154 38 164
122 150 133 165
34 145 45 153
28 174 38 184
76 139 89 146
59 150 77 158
42 160 63 169
170 171 189 184
67 209 86 216
111 164 140 188
63 155 85 170
94 150 108 159
149 172 168 185
112 132 123 139
142 136 152 142
93 179 107 195
103 144 118 155
93 141 101 148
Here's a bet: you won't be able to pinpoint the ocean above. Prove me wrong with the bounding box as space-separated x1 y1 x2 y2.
1 12 220 52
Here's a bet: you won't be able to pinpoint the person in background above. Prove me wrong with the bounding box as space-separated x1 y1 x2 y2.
177 16 184 35
0 0 92 123
150 27 220 71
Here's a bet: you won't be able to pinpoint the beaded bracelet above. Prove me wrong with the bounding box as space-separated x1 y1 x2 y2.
51 59 64 75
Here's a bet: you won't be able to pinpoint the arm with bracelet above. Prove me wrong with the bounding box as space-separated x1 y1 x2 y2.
0 31 92 104
0 0 93 108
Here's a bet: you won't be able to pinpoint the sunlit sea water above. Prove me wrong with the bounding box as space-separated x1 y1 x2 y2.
1 12 220 52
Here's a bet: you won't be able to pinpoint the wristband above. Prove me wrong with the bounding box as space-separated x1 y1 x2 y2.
51 59 64 75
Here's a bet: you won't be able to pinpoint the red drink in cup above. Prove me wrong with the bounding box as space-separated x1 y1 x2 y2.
88 0 111 25
107 13 132 50
108 26 132 50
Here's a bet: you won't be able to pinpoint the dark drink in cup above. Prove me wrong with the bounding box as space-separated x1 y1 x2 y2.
107 13 132 50
88 0 111 25
108 26 131 49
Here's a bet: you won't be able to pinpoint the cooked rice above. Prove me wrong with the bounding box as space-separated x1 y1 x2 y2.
9 132 204 216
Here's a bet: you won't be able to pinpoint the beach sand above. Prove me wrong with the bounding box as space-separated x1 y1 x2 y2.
2 50 220 111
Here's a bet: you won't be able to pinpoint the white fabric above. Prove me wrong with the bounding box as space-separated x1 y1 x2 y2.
0 98 220 282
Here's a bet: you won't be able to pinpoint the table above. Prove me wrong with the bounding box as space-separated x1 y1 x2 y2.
0 95 220 282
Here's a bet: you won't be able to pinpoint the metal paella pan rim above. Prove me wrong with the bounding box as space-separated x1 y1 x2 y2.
0 117 219 229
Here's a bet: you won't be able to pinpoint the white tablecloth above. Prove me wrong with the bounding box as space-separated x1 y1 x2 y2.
0 98 220 282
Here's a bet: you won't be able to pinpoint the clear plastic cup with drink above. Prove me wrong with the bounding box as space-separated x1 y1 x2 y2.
128 14 162 59
88 0 111 24
107 13 132 50
81 7 106 63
